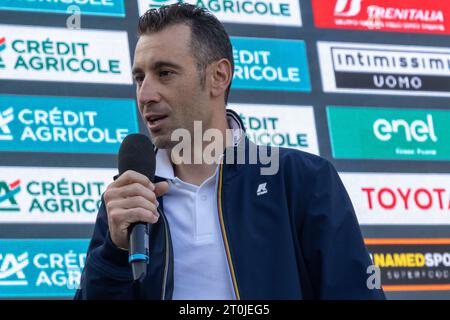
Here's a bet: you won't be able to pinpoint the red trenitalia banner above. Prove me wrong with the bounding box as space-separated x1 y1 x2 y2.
312 0 450 35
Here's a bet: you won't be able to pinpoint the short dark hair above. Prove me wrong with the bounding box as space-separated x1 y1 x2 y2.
138 3 234 104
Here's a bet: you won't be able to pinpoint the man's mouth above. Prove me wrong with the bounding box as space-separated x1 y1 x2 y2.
145 114 169 131
148 115 168 125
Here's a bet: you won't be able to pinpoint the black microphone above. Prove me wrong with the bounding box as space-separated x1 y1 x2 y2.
118 133 156 282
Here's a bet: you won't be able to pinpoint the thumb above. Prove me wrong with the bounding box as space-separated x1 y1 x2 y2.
154 181 169 197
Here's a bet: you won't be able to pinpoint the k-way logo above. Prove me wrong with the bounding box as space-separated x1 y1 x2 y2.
229 104 319 154
313 0 450 35
0 239 89 297
137 0 302 26
0 0 125 17
231 37 311 92
340 173 450 225
0 25 132 84
0 167 115 223
318 41 450 97
0 95 138 154
327 107 450 161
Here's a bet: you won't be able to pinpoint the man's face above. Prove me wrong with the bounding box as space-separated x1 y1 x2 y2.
132 23 212 149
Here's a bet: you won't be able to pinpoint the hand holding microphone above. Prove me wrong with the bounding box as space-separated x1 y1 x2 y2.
103 134 169 280
103 171 168 250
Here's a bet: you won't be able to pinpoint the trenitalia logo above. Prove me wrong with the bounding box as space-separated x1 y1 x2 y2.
0 167 115 223
0 0 125 17
318 41 450 97
0 239 89 297
339 173 450 225
231 37 311 92
334 0 362 17
327 106 450 161
137 0 302 26
0 95 138 154
366 239 450 292
229 104 319 154
313 0 450 35
0 25 132 84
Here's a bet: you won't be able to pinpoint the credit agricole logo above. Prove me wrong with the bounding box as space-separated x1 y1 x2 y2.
138 0 302 26
0 167 115 223
230 104 319 154
0 37 6 70
0 95 138 154
327 106 450 161
231 37 311 92
0 0 125 17
0 179 21 212
0 25 132 84
0 239 89 298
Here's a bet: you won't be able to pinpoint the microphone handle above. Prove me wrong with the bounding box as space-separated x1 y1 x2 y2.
129 222 149 281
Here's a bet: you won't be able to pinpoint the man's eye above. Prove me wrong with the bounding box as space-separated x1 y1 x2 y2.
134 76 144 85
159 70 174 77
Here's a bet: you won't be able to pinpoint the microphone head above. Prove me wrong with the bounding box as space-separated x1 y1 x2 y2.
118 133 156 182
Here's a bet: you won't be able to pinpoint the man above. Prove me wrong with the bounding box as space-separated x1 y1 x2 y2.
75 4 385 300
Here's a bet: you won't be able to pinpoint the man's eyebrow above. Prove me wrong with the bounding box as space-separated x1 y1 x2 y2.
132 66 142 76
132 60 182 75
151 60 182 70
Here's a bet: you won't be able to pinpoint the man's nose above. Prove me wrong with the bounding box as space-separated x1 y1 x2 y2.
137 76 161 106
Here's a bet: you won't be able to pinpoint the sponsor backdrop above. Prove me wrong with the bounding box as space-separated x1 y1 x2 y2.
0 0 449 299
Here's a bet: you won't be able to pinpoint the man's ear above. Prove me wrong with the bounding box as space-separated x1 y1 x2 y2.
209 58 232 99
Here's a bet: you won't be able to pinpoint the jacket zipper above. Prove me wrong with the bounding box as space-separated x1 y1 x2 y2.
157 163 239 300
159 206 170 300
217 162 241 300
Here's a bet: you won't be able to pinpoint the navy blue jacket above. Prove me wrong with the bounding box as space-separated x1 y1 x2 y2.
74 130 385 300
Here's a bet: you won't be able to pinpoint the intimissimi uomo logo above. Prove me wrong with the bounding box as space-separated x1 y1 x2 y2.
318 41 450 97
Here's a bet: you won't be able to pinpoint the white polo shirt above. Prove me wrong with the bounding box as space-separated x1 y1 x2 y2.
155 116 242 300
